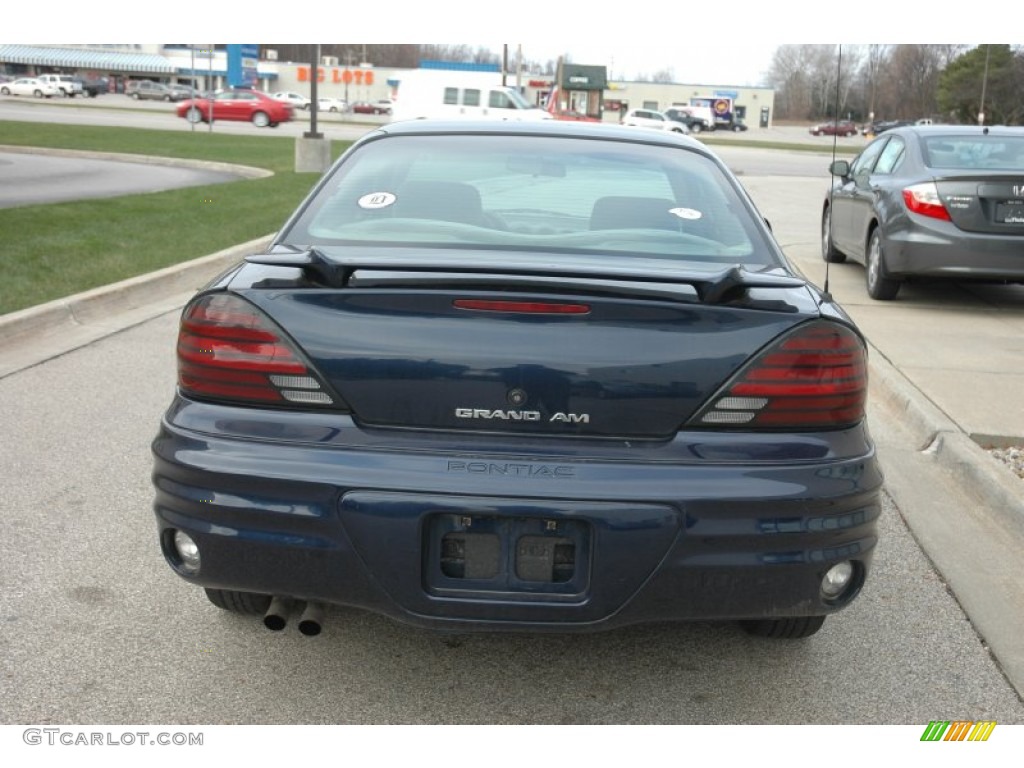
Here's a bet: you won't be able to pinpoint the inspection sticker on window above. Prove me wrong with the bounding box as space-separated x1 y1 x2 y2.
669 207 703 220
358 192 397 209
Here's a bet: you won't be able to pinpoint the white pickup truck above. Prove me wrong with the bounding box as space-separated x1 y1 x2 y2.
36 74 83 97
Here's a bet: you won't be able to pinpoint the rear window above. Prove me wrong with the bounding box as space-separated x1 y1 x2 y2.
923 135 1024 170
286 133 773 267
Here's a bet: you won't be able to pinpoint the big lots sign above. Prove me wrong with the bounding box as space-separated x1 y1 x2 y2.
297 67 375 85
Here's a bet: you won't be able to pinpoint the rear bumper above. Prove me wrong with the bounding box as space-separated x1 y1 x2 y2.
885 222 1024 280
152 400 882 632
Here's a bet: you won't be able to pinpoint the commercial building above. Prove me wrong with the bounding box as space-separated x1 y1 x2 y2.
0 44 775 128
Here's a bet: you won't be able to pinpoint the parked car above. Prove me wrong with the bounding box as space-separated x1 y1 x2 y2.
74 76 110 97
861 120 911 136
822 125 1024 300
167 82 197 100
810 120 858 137
351 100 390 115
664 106 711 133
129 80 189 102
0 78 60 98
152 120 881 640
317 96 348 113
374 98 394 114
621 108 688 133
271 91 311 110
176 89 294 128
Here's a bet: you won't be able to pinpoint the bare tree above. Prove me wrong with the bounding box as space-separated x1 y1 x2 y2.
766 44 836 119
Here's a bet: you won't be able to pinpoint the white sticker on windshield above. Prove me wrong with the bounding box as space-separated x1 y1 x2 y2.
669 207 703 220
358 192 397 209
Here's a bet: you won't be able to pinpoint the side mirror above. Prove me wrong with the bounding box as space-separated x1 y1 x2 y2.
829 160 851 177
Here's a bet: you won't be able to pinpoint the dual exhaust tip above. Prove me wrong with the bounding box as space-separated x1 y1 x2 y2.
263 597 324 636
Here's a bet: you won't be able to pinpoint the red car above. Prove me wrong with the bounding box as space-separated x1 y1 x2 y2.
351 100 391 115
809 120 858 137
177 89 294 128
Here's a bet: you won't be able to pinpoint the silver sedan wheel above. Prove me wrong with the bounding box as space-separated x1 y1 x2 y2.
822 206 845 263
865 230 900 300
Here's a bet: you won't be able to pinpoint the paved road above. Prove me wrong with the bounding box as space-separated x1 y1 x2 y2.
0 150 248 208
0 94 383 142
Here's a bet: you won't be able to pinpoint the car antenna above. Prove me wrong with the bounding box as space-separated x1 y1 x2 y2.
822 44 844 303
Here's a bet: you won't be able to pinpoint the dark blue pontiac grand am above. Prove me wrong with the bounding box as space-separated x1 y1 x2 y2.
152 120 881 639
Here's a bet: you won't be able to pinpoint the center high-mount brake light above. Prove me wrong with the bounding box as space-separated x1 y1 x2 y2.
453 299 591 315
177 294 337 407
691 321 867 430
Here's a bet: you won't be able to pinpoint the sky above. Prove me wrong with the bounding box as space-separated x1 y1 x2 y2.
507 43 781 86
24 3 1003 88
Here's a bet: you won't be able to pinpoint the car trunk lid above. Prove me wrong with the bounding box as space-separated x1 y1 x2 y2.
936 177 1024 235
232 252 820 439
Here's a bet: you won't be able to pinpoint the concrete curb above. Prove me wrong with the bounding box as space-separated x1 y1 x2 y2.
867 347 1024 536
0 236 273 376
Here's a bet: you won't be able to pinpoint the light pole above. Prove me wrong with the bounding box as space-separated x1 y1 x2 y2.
978 44 990 126
307 44 321 139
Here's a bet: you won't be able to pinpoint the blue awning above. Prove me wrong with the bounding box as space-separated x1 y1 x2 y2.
0 45 176 74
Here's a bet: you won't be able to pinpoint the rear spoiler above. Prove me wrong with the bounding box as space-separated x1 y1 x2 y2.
245 247 807 308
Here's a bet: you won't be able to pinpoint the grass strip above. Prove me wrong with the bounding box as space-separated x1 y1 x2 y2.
0 121 349 314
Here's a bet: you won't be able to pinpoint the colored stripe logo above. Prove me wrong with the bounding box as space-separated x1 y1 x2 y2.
921 721 996 741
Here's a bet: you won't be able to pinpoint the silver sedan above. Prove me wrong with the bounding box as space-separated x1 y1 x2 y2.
822 124 1024 300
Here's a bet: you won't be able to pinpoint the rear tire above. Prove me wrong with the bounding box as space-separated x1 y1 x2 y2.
865 229 901 300
822 205 846 263
740 615 826 639
251 110 270 128
204 588 272 615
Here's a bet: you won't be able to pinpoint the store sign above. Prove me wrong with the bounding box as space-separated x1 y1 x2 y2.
227 44 259 88
298 67 376 85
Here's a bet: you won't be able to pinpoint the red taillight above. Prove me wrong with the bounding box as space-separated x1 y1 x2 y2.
177 294 336 407
902 182 951 221
693 322 867 429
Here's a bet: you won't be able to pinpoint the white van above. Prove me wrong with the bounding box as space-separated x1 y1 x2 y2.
391 69 553 122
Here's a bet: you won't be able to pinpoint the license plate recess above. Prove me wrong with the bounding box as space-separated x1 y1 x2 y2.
425 514 590 598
